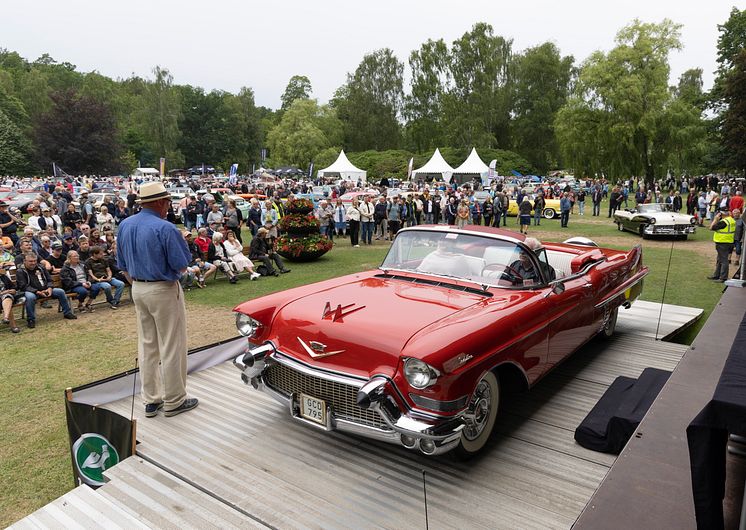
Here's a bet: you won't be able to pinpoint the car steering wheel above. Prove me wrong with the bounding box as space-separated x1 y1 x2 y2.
483 263 522 283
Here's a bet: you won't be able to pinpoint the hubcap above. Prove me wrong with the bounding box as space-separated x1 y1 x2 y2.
463 380 492 441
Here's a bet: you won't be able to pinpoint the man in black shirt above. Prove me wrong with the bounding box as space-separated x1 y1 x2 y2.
16 253 76 328
46 241 67 273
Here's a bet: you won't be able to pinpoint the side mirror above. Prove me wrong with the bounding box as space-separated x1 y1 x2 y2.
551 281 565 295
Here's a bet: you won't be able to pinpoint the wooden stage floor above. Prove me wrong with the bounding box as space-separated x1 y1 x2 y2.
11 301 703 529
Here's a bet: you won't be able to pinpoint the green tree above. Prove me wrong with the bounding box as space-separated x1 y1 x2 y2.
511 42 574 173
143 66 181 163
34 89 121 174
555 19 683 185
721 49 746 173
266 98 343 166
332 48 403 151
442 23 513 149
280 75 312 111
404 39 450 152
0 108 32 174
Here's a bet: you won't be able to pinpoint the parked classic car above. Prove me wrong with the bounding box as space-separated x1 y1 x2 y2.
506 197 563 219
613 203 697 239
233 225 648 456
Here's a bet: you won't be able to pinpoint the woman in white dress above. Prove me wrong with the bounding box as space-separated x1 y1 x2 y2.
224 230 260 280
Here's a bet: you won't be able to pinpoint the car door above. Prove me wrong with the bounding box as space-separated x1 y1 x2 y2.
544 273 596 371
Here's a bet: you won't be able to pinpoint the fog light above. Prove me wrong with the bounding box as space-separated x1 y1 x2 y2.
420 439 436 455
401 435 417 449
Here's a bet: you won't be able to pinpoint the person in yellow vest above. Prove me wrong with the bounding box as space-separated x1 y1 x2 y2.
708 206 736 282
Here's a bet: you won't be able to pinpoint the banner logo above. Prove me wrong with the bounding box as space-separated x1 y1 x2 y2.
72 433 120 486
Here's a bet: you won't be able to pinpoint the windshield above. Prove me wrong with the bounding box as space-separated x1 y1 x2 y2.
381 230 545 288
638 204 669 213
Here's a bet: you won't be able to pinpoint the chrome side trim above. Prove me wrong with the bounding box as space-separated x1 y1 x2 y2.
409 393 469 412
594 269 649 309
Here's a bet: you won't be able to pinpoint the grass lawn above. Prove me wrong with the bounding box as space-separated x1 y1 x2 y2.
0 201 728 526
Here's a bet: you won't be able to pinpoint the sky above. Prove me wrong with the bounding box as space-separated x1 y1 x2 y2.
2 0 738 109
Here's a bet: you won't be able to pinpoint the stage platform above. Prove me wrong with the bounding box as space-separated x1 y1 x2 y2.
10 301 703 529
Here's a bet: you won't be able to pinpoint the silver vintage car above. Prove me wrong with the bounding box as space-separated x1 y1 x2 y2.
613 203 697 239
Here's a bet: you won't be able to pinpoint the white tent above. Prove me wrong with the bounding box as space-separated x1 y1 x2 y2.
131 167 160 179
317 150 367 181
451 148 490 186
410 148 454 182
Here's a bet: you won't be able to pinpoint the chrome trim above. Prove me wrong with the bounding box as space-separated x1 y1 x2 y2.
272 350 367 387
395 225 524 245
409 393 469 412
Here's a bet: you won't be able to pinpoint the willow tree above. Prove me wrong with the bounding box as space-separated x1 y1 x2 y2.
556 19 685 185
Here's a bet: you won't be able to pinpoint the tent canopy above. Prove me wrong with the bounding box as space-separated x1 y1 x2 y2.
317 151 367 181
411 148 454 182
452 148 490 175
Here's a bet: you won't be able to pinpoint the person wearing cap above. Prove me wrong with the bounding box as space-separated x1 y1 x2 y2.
708 207 737 282
80 191 96 228
47 240 66 273
117 181 197 417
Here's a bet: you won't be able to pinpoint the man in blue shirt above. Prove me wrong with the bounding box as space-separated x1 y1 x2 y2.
560 192 572 228
117 182 198 418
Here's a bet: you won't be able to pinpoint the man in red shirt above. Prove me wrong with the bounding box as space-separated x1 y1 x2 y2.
194 227 211 256
729 191 744 213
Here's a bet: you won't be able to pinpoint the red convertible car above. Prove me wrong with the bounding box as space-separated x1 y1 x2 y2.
233 225 648 456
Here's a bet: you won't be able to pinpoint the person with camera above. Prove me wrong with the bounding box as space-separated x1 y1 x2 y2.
708 207 737 283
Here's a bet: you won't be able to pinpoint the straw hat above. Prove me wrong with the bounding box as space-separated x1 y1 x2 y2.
137 182 170 203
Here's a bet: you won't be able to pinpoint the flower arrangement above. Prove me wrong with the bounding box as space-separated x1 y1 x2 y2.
275 201 332 261
284 198 315 215
278 213 319 233
276 234 333 261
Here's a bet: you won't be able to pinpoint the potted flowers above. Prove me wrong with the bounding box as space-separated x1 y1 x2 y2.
276 199 333 261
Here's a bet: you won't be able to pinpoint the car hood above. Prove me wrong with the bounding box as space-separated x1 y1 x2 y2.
269 274 489 378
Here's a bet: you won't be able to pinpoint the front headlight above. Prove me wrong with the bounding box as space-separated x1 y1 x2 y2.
404 358 440 389
690 217 696 225
235 313 261 337
648 217 656 224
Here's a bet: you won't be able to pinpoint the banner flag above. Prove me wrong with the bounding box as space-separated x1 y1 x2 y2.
65 398 134 488
159 157 166 177
308 161 314 178
407 157 414 179
511 169 523 177
228 163 239 185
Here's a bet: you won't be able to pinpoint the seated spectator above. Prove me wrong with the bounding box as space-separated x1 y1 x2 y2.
77 236 92 262
27 206 42 234
46 241 66 273
207 232 239 284
0 227 13 251
0 267 20 333
96 205 115 227
37 235 53 260
249 227 290 276
16 227 41 253
0 246 13 268
61 233 77 254
85 246 124 309
223 230 260 280
60 250 96 312
194 227 211 256
14 238 51 271
38 206 59 234
183 231 216 288
15 252 77 328
62 203 82 231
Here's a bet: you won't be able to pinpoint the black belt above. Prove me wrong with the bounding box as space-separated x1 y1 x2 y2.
132 278 167 283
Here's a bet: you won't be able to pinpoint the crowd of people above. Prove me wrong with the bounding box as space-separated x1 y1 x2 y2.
1 171 745 334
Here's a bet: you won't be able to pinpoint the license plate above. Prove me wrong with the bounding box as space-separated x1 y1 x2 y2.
300 394 326 425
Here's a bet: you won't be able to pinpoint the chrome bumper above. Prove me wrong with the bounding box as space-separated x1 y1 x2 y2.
643 225 696 235
233 343 464 456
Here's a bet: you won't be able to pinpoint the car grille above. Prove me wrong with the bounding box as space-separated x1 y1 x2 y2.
263 362 388 429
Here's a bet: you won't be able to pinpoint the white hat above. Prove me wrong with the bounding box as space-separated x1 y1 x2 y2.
137 182 170 203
